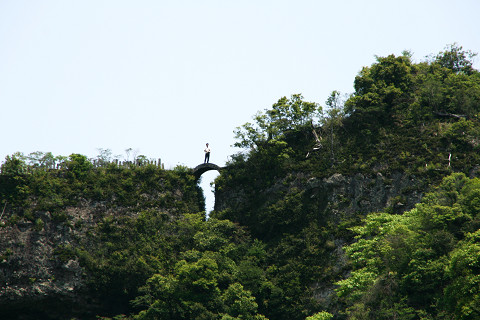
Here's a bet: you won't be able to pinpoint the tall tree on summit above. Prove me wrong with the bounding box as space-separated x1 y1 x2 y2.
234 94 321 150
344 53 416 135
433 43 477 75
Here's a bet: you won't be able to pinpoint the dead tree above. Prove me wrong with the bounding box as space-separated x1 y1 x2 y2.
306 122 323 158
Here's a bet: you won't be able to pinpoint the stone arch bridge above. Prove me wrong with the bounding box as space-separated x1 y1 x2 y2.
193 163 223 179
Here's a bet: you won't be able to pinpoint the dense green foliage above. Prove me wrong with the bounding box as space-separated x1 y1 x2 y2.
2 44 480 320
213 44 480 319
336 173 480 319
233 94 322 149
130 216 269 320
0 154 202 213
0 155 205 317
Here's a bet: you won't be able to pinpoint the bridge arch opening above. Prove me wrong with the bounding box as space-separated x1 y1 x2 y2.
193 163 222 179
199 171 219 216
193 163 222 216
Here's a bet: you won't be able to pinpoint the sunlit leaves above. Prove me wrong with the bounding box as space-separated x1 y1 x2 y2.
336 174 480 319
305 311 333 320
234 94 321 149
131 217 269 320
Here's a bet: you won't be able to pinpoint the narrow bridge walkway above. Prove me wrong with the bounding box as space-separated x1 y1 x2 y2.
193 163 222 179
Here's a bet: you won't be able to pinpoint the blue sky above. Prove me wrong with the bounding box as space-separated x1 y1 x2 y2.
1 0 479 210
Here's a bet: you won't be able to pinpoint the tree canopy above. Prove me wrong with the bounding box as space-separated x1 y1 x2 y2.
336 173 480 319
234 94 321 149
2 44 480 320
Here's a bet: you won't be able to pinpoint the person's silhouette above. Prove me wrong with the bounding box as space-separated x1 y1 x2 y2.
204 143 211 163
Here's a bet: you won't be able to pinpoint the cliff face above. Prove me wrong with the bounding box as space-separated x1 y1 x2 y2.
213 169 426 312
0 165 204 320
0 165 471 320
306 171 423 218
0 203 103 319
215 170 424 232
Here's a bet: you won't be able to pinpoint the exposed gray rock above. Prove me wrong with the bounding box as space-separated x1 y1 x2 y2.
0 203 105 319
214 170 426 312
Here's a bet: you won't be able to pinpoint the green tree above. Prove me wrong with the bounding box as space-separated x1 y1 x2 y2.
96 148 113 164
344 53 416 129
132 218 268 320
136 155 148 166
433 43 477 75
305 311 333 320
0 153 30 205
65 153 93 178
323 90 345 165
1 153 27 176
234 94 321 149
444 230 480 319
336 173 480 319
27 151 56 168
221 283 267 320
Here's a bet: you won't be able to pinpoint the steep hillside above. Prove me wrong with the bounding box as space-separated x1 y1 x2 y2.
212 45 480 319
1 44 480 320
0 159 204 319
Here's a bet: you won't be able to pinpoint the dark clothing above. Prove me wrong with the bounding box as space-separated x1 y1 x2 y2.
204 152 210 163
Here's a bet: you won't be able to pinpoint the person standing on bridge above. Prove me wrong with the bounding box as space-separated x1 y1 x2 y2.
204 143 211 163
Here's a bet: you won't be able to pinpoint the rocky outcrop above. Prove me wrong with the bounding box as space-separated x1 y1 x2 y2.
0 164 206 319
215 171 424 220
307 171 424 218
0 203 109 319
214 170 426 312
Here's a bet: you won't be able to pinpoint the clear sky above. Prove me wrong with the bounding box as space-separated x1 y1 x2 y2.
1 0 479 211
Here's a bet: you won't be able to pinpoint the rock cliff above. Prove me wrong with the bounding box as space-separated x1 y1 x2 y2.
1 202 107 319
214 169 427 311
0 165 204 320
